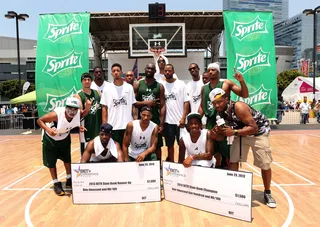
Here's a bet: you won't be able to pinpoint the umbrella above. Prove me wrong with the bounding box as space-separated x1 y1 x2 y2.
10 90 36 104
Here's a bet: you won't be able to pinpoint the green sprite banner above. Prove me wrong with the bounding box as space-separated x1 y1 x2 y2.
36 13 90 117
223 11 277 119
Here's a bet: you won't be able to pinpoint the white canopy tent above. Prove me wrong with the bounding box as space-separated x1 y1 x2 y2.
282 77 320 102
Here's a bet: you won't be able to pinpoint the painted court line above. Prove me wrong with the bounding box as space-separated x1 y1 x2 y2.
2 147 79 190
0 139 11 143
245 163 294 227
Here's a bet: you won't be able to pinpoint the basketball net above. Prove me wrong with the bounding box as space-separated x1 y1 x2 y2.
150 46 166 58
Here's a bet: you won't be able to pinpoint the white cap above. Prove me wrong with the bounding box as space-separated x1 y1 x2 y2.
209 88 225 102
207 62 220 72
65 97 80 108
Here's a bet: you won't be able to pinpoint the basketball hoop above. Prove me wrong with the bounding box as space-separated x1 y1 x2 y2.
149 46 166 57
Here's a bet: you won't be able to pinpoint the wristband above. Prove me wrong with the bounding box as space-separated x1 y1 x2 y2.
190 155 194 160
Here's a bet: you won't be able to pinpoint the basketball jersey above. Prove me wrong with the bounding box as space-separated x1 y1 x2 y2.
91 81 109 93
45 107 80 141
78 89 102 142
136 79 161 125
182 129 213 167
90 136 118 162
128 120 156 159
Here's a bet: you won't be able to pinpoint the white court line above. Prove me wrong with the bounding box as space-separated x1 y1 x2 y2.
253 183 314 187
0 139 11 143
25 171 67 227
309 134 320 138
272 162 316 186
2 147 79 190
245 163 294 227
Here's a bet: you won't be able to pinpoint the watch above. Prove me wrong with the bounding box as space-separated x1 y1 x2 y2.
233 129 239 137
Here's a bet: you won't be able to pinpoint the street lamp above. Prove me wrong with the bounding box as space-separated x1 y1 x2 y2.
4 11 29 95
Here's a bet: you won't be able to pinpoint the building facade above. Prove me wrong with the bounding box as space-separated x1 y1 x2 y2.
223 0 289 24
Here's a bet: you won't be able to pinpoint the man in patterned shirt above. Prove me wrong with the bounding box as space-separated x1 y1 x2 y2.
209 88 276 208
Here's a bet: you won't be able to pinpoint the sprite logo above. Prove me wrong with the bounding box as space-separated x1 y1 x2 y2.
44 17 83 42
231 16 268 41
236 85 271 107
234 47 270 75
43 87 78 112
42 50 82 77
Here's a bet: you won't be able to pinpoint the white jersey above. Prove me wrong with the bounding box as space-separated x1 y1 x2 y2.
154 72 178 83
45 107 80 141
90 81 109 93
163 79 190 125
186 79 203 113
129 120 156 159
90 136 118 162
100 82 136 130
182 129 213 167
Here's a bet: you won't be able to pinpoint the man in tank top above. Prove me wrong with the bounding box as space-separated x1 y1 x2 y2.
178 112 215 168
74 73 102 156
198 62 248 168
134 63 165 160
81 123 123 163
122 106 159 162
37 97 81 196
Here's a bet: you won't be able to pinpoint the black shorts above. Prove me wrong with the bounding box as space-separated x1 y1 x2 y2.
164 123 180 147
112 129 125 147
42 133 71 168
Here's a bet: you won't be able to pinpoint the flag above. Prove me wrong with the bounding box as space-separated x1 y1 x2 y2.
132 58 138 79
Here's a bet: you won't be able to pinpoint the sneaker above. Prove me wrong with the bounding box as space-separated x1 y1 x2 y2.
264 193 277 208
53 182 65 196
66 178 72 188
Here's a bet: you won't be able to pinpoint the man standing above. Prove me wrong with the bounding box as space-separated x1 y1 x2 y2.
210 88 276 208
186 63 203 113
134 63 165 160
178 113 215 168
81 123 124 163
100 63 137 146
37 97 81 196
202 72 209 84
122 106 158 162
163 64 189 162
198 62 248 168
299 96 311 124
125 70 135 86
154 55 178 82
74 73 102 155
91 66 109 93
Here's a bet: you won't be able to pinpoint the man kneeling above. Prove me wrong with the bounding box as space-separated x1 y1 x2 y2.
81 123 123 163
123 106 158 162
178 112 215 168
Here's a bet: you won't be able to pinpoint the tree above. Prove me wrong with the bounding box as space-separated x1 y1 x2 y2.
0 79 35 100
277 69 307 95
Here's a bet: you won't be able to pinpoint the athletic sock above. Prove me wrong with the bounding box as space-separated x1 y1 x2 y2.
66 174 71 179
264 189 271 194
53 179 59 184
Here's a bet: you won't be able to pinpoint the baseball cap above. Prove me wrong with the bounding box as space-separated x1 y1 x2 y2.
209 88 225 102
100 123 113 134
81 73 92 81
65 97 80 108
187 112 202 122
141 106 152 113
207 62 220 72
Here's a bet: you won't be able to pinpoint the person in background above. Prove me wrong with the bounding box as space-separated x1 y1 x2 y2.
299 96 311 124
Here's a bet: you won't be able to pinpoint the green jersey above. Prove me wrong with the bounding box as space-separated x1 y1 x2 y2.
78 89 101 142
203 80 224 129
136 79 161 125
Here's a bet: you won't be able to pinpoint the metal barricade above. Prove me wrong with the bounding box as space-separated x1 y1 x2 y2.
0 114 25 129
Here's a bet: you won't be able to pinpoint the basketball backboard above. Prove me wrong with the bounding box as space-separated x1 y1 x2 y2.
129 23 186 58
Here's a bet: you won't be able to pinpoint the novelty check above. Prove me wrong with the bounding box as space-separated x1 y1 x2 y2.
72 161 161 204
163 162 252 222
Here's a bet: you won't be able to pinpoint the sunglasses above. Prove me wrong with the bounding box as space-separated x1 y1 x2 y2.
126 74 134 76
157 60 165 63
188 67 198 71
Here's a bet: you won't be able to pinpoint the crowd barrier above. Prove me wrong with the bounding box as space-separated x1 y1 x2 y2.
0 114 39 130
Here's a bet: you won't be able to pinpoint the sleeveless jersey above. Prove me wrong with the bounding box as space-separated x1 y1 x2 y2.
78 89 102 142
182 129 213 167
203 80 224 129
128 120 156 158
90 136 118 162
136 79 161 125
45 107 80 141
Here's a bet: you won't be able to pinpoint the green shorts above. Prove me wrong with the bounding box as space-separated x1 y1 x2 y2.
42 133 71 168
112 129 125 147
129 153 157 161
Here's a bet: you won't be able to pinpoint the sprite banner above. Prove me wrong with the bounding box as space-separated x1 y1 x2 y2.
223 11 277 119
36 13 90 116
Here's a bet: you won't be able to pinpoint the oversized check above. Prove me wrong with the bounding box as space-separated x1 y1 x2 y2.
71 161 161 204
163 162 252 222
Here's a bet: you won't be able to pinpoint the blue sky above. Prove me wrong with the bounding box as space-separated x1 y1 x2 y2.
1 0 320 40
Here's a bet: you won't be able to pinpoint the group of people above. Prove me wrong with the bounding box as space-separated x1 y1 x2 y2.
37 56 276 208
